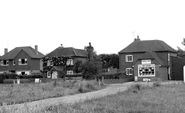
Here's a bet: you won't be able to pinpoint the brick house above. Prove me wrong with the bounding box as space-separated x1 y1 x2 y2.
119 38 177 81
0 45 44 75
43 44 90 79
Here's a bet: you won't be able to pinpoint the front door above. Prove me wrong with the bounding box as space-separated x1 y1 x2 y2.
52 71 58 79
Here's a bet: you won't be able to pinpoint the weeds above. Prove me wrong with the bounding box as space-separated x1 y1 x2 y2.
0 80 103 107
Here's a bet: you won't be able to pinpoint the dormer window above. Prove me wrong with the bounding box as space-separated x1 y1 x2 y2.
1 60 9 66
66 59 73 65
19 58 28 65
125 55 133 62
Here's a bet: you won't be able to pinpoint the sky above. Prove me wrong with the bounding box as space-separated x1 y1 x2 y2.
0 0 185 56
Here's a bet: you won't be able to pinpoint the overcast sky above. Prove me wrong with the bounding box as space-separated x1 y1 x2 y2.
0 0 185 55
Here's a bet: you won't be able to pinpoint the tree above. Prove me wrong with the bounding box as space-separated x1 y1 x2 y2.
73 60 83 73
99 54 119 69
81 60 102 79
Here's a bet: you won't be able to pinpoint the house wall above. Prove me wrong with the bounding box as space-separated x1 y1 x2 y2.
119 52 144 73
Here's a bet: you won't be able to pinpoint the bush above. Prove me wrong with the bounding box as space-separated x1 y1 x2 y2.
18 74 44 79
101 72 134 80
0 73 18 80
78 80 100 93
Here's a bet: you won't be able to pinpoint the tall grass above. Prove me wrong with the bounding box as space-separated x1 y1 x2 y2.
39 84 185 113
0 79 103 106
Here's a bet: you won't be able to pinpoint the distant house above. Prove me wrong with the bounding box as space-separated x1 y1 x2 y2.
0 45 44 75
43 44 93 79
119 37 179 81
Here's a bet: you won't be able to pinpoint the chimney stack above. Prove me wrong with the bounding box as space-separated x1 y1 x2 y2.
35 45 38 55
134 35 141 41
60 44 63 48
4 48 8 55
86 42 94 61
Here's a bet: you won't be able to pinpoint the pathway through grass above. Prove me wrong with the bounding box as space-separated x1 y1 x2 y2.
41 83 185 113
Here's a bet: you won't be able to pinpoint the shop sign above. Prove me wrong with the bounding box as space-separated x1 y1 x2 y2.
141 60 151 64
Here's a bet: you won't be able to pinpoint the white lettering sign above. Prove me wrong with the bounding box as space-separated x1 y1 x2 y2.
141 60 151 64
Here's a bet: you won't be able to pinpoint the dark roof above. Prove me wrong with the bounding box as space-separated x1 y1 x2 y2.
119 40 176 53
136 51 167 66
45 47 87 58
0 46 44 60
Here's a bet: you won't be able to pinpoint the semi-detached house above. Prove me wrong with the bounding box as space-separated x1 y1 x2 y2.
0 45 44 75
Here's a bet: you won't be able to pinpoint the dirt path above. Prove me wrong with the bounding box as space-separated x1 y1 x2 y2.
0 81 182 113
0 82 135 113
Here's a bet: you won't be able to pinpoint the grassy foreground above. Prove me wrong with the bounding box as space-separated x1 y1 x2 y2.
40 83 185 113
0 79 103 106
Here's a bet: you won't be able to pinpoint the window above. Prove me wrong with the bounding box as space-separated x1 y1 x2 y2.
1 60 9 66
13 60 15 65
126 68 133 75
138 64 155 77
66 59 74 65
125 55 133 62
19 59 28 65
67 70 73 75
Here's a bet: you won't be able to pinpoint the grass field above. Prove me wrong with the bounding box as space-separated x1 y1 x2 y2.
40 83 185 113
0 79 103 106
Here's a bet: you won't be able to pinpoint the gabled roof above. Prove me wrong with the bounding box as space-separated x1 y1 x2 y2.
0 46 44 60
45 47 87 58
119 40 176 54
136 51 168 66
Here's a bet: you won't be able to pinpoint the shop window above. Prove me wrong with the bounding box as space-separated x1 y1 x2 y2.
138 64 155 77
125 55 133 62
126 68 133 75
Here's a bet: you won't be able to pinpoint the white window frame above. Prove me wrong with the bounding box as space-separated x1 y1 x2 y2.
66 59 74 65
67 70 73 75
18 58 28 65
1 60 9 66
13 60 15 65
126 68 133 75
125 55 133 62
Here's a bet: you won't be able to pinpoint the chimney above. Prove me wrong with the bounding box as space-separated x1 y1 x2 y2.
134 35 141 41
60 44 63 48
4 48 8 55
86 42 94 61
35 45 38 55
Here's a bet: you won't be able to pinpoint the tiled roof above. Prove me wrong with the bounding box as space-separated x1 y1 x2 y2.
136 51 168 66
119 40 176 53
45 47 87 58
0 46 44 60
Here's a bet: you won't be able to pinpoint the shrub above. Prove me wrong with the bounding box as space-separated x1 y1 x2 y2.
78 80 100 93
153 82 161 87
0 73 19 79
